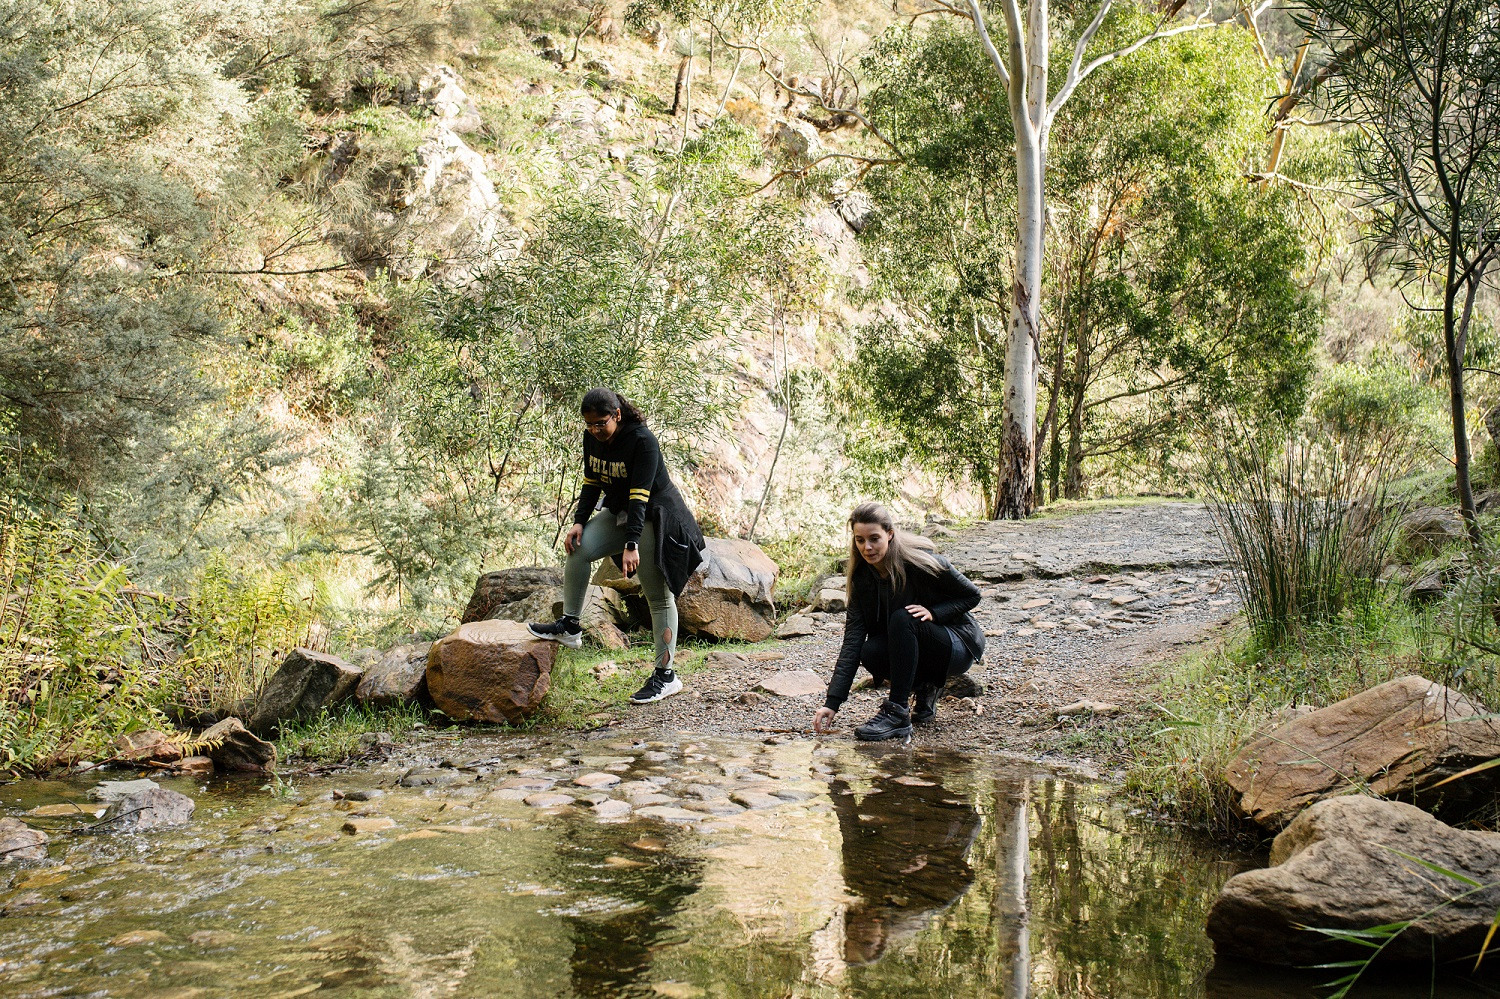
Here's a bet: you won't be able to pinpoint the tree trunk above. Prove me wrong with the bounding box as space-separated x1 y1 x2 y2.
670 56 694 117
1040 321 1068 504
1063 328 1089 499
995 778 1031 998
1448 270 1483 544
995 119 1044 519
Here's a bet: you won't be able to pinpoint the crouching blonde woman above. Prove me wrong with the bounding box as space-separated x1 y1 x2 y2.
813 503 986 741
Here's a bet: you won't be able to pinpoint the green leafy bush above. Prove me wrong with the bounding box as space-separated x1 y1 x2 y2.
0 506 166 771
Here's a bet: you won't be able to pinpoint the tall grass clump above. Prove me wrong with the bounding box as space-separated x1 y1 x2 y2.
1201 422 1403 650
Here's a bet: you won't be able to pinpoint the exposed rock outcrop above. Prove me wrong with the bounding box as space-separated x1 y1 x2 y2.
355 642 433 706
1207 796 1500 966
332 66 519 287
249 649 362 736
426 619 556 723
1398 506 1465 555
677 539 779 641
1225 675 1500 829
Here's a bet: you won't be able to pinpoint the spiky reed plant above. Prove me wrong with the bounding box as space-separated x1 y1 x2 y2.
1200 420 1403 650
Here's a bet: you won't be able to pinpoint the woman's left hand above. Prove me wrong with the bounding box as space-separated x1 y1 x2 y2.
621 548 641 577
905 604 933 622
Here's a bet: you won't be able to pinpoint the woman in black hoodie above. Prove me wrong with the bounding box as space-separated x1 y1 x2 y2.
813 502 986 741
528 387 705 704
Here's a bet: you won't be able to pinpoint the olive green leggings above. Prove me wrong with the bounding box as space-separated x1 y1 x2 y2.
562 513 677 671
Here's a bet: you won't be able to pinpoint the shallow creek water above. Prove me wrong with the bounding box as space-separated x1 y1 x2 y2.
1 733 1493 998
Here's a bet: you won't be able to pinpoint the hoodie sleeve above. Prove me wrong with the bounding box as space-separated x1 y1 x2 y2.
623 427 661 544
824 581 866 711
573 434 602 526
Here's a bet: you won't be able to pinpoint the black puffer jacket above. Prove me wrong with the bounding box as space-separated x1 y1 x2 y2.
825 555 985 710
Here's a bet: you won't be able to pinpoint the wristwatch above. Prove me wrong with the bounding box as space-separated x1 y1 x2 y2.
624 542 639 551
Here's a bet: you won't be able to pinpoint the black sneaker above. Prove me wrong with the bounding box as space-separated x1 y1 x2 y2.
630 669 683 704
854 700 912 742
527 616 583 649
912 683 941 726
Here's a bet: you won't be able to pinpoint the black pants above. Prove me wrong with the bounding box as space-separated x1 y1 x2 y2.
860 609 971 706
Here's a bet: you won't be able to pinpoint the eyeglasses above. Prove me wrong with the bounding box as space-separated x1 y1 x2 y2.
584 417 615 430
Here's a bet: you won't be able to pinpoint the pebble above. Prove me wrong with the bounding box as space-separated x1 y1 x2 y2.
341 817 396 835
729 791 782 810
109 930 171 947
635 806 703 823
524 792 574 808
573 773 621 789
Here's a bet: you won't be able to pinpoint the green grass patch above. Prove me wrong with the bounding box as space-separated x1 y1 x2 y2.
275 701 432 765
760 535 843 615
538 636 785 729
1124 601 1431 837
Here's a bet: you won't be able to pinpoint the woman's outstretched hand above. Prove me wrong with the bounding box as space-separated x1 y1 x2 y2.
905 604 933 622
813 707 835 734
563 523 584 554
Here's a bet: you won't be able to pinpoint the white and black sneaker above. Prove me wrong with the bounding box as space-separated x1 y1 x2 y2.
629 668 683 704
527 615 583 649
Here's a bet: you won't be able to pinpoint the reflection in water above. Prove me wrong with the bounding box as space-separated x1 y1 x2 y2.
560 823 703 997
829 761 980 965
7 736 1495 997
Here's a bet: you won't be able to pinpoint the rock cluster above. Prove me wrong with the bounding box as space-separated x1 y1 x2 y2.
1210 676 1500 971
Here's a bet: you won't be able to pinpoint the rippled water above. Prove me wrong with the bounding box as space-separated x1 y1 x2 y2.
0 734 1492 998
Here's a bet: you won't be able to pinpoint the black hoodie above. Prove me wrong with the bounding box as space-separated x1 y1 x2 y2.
572 421 705 594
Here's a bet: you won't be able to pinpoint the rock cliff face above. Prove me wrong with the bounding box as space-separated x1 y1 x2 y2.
313 54 964 540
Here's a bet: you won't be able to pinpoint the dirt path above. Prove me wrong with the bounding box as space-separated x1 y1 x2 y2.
636 501 1241 777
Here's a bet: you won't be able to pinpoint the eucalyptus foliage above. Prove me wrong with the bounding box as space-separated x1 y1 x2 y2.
854 20 1320 507
1299 0 1500 540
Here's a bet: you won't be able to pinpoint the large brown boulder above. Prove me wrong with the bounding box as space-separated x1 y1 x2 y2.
677 539 779 641
248 648 362 736
1226 675 1500 830
462 567 626 649
355 642 432 706
1207 796 1500 966
426 620 557 724
201 717 277 774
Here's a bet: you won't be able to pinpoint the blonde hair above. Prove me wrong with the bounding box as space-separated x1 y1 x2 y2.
846 502 944 594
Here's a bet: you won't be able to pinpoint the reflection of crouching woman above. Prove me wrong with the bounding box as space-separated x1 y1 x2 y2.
814 503 985 741
528 387 705 704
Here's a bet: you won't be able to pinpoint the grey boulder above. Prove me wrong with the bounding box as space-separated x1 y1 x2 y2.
677 539 780 641
249 648 361 736
355 642 432 706
99 788 196 832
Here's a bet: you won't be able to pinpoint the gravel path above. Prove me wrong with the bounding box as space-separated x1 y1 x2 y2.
631 502 1241 777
